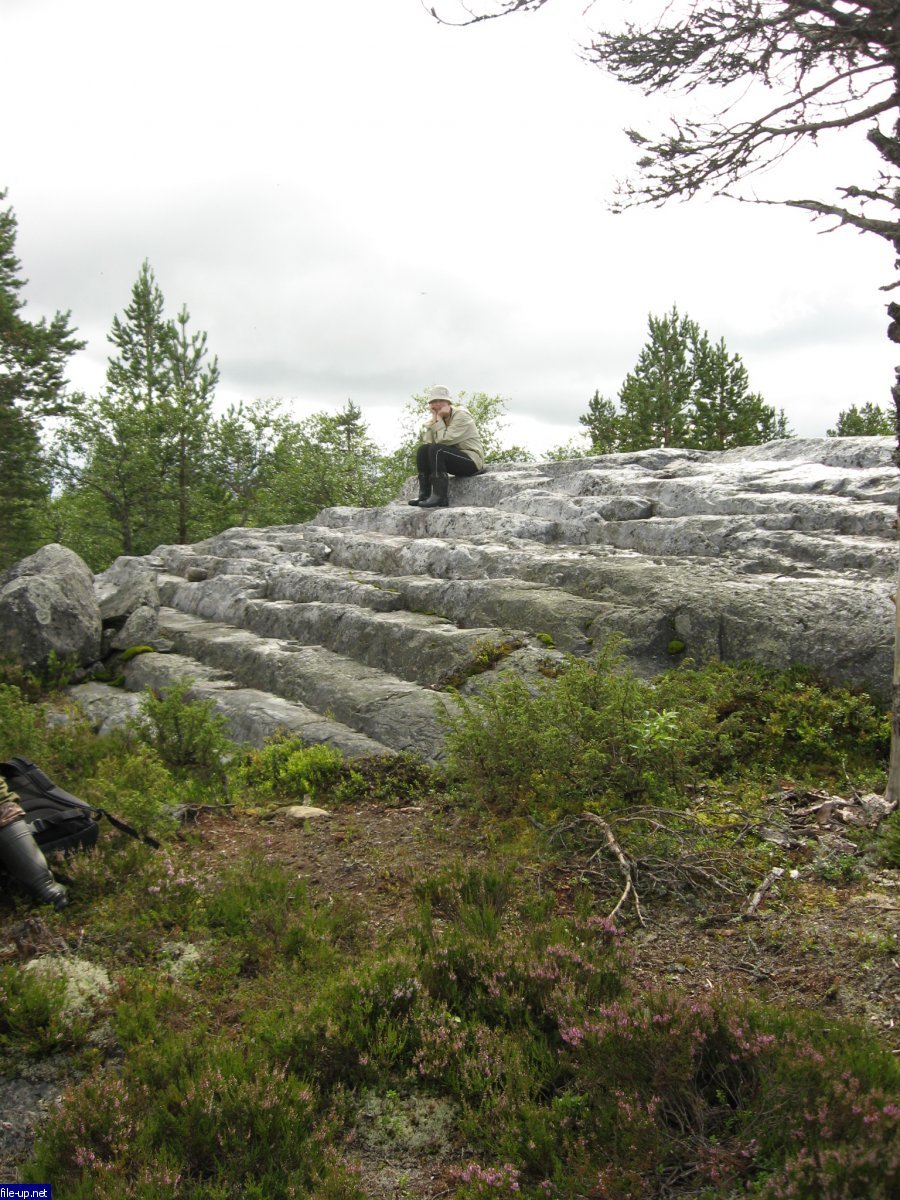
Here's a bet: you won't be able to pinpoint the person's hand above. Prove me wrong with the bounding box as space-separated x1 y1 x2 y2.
428 402 451 425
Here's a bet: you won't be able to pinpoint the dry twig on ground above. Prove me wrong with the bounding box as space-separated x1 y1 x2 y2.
582 810 645 926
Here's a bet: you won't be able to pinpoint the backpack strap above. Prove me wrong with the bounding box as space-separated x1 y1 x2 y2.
98 808 160 849
0 757 160 850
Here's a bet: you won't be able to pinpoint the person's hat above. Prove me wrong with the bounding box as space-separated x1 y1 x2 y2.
427 385 452 404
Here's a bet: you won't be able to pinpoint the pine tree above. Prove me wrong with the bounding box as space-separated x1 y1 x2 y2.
0 403 48 567
60 263 175 554
53 263 220 558
827 403 895 437
207 400 284 528
579 391 620 453
164 305 220 542
616 308 698 450
0 190 83 566
688 334 788 450
53 391 165 558
106 260 173 406
252 401 398 524
586 308 790 454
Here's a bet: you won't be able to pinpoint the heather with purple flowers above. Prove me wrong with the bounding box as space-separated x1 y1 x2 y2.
453 1160 523 1197
5 695 895 1200
19 849 900 1200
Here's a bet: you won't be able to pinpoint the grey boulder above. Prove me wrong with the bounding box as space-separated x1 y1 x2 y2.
0 544 102 670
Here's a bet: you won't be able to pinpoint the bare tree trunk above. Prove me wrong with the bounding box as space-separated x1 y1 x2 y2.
888 360 900 804
888 553 900 803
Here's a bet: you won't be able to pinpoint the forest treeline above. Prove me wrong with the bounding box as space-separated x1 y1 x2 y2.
2 191 893 573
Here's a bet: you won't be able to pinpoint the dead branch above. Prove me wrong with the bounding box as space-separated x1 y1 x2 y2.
780 787 896 830
636 856 746 897
742 867 785 919
582 810 645 926
734 958 776 980
546 805 760 909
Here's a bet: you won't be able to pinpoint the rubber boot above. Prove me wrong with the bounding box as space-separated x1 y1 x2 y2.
419 472 449 509
0 819 69 909
407 473 432 506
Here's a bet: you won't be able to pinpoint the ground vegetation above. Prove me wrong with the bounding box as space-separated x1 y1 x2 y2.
0 651 897 1198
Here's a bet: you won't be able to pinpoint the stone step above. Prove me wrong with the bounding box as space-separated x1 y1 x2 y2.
120 649 394 758
311 501 894 571
238 601 519 688
154 553 406 614
467 457 899 508
129 438 896 709
150 521 893 702
265 563 405 612
150 608 456 761
257 524 892 693
155 552 646 663
403 438 899 508
169 512 895 584
156 568 541 685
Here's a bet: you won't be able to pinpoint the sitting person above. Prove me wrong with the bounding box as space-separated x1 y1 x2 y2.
409 385 485 509
0 775 68 909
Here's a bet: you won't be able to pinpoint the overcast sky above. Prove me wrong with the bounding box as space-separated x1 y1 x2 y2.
4 0 896 456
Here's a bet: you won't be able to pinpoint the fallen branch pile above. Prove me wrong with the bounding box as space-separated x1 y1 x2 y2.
542 788 896 926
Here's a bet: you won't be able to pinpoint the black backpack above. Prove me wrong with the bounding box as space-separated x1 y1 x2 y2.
0 756 159 854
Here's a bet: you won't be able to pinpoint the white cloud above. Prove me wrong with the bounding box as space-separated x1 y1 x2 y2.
4 0 895 459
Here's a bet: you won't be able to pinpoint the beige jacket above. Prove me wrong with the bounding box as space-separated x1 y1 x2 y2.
0 775 25 829
419 406 485 472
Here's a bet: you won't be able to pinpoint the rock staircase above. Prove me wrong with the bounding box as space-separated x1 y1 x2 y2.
110 438 898 761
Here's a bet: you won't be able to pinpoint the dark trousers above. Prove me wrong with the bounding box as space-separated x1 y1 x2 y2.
416 443 480 477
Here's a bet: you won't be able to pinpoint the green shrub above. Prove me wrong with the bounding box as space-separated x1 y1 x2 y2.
743 1011 900 1198
54 836 157 911
204 861 298 937
414 897 627 1044
38 651 80 692
22 848 900 1200
875 809 900 869
0 962 85 1054
10 651 898 1200
814 850 865 885
198 858 363 986
128 682 234 786
0 652 79 696
415 862 515 941
233 732 344 803
0 682 104 785
331 751 445 806
444 643 696 819
84 744 179 838
445 652 890 825
653 659 889 785
27 1036 364 1200
111 974 194 1051
0 657 48 703
0 682 47 761
259 870 629 1119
